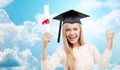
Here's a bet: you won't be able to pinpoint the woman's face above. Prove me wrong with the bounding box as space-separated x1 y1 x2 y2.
65 23 81 45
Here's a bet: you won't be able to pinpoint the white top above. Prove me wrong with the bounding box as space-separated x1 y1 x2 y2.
41 43 112 70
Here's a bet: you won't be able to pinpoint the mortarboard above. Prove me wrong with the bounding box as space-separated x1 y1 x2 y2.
53 9 89 43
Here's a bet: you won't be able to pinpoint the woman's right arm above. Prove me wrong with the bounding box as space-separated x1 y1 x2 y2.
41 32 52 70
41 33 64 70
42 32 51 61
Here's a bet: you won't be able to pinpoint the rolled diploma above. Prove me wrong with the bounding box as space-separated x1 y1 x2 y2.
44 5 50 32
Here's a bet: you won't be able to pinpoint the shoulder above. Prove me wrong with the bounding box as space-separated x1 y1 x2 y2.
56 47 65 52
84 43 98 52
84 43 96 48
54 47 66 56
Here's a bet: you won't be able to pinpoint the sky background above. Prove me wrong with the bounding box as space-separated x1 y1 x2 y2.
0 0 120 70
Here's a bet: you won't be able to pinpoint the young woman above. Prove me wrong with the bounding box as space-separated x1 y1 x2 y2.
41 10 114 70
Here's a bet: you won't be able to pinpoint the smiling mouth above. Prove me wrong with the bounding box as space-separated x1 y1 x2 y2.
69 36 77 41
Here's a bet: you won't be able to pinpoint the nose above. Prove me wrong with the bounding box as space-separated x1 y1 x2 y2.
70 30 74 35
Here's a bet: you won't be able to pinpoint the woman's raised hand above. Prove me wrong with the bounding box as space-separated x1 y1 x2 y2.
106 30 114 50
42 32 52 48
106 30 114 42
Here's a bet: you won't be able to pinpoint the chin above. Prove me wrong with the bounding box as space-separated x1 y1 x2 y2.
69 40 78 44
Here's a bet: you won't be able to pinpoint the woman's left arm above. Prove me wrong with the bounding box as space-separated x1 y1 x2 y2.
106 30 114 50
90 30 114 69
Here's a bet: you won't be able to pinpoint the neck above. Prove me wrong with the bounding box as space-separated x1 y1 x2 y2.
72 42 80 48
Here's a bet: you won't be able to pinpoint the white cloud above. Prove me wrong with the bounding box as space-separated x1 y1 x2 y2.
104 0 120 9
19 49 37 66
12 48 40 70
76 0 120 12
0 23 16 45
0 9 11 23
0 30 6 44
98 9 120 25
0 0 13 8
0 47 40 70
82 9 120 41
79 0 102 11
112 65 120 70
0 9 15 44
0 9 42 47
0 47 20 67
14 21 42 47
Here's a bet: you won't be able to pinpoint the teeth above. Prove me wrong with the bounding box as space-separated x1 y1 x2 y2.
70 36 76 38
70 36 76 39
71 38 75 39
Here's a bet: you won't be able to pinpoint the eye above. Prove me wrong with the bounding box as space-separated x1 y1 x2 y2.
74 28 78 30
66 29 71 31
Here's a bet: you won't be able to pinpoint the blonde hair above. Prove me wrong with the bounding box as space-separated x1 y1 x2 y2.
62 23 85 70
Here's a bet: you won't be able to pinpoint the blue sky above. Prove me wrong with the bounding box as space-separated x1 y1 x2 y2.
0 0 120 70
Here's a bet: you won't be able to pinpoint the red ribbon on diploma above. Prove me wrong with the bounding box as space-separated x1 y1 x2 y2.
42 19 50 25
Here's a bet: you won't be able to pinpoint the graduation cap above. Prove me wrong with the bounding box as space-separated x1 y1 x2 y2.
53 9 89 43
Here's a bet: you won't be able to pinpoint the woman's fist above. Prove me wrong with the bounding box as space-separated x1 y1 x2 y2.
42 32 52 48
106 30 114 42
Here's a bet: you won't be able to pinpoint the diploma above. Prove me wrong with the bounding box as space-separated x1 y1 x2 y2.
42 5 50 32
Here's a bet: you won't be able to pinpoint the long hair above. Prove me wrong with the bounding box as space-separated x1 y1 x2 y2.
62 23 85 70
